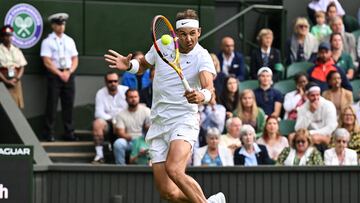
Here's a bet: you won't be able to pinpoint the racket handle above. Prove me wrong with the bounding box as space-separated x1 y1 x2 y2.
181 78 193 92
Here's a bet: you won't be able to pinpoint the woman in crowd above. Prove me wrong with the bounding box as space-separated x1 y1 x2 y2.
257 116 289 161
277 128 323 166
338 106 360 157
233 125 273 166
324 128 358 165
233 89 266 137
218 75 239 118
322 70 353 116
283 72 308 120
285 17 318 65
193 127 234 166
250 28 281 81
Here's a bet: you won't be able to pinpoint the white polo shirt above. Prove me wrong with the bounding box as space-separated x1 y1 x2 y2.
40 32 78 69
144 42 216 129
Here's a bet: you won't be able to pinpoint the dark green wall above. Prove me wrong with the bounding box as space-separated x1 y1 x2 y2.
0 0 215 75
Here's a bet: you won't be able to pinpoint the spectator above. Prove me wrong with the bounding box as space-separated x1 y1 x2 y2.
254 67 283 117
307 42 352 92
129 124 150 165
257 116 289 161
113 89 151 165
330 32 355 80
295 82 337 146
285 17 318 65
219 117 242 154
233 125 273 166
250 28 281 81
325 128 358 165
283 73 308 120
311 11 332 42
322 71 353 115
338 106 360 158
0 25 27 109
233 89 266 137
40 13 79 141
198 94 226 147
307 0 345 25
326 2 341 21
211 53 226 98
324 16 357 68
217 36 246 81
277 128 324 166
353 99 360 125
92 71 128 163
121 51 144 90
217 75 239 119
193 128 234 166
139 67 154 108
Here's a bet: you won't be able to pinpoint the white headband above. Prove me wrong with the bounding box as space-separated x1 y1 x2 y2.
176 19 199 29
306 86 321 93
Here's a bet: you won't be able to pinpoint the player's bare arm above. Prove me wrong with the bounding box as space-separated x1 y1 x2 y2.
184 70 214 104
104 50 151 75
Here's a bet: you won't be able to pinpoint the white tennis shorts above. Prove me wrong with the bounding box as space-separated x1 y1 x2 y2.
146 122 199 163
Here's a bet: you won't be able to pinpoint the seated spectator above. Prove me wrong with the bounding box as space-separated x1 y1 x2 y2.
295 82 337 147
113 89 151 165
283 73 308 120
233 125 273 166
307 0 345 25
257 116 289 161
233 89 266 137
193 128 234 166
217 75 239 119
129 124 150 165
211 53 226 98
277 128 324 166
285 17 318 65
198 94 226 147
254 67 283 117
325 128 358 165
330 32 355 80
121 51 150 90
219 117 242 154
92 71 128 163
324 16 357 67
322 71 353 115
311 11 332 42
353 100 360 125
307 42 352 92
338 106 360 157
217 36 246 81
139 67 154 108
326 2 343 21
250 28 281 81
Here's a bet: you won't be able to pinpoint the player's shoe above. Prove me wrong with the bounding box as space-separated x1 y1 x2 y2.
207 192 226 203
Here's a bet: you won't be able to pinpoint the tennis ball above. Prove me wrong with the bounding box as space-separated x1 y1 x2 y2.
161 34 172 45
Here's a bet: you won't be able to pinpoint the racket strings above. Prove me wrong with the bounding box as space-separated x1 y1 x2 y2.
154 18 176 62
155 19 171 41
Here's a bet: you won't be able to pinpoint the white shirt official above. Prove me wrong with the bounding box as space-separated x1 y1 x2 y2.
40 32 78 69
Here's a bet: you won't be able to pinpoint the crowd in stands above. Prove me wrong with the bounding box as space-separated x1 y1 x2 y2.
1 0 360 167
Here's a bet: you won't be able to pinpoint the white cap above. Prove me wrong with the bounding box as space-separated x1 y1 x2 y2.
257 67 273 76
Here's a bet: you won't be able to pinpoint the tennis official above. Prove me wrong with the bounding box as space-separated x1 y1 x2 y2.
105 9 226 203
40 13 79 141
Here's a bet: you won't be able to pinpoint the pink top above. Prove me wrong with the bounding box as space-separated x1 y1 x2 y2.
257 136 289 160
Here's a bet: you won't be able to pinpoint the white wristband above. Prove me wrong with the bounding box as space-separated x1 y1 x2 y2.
200 89 212 104
127 59 139 74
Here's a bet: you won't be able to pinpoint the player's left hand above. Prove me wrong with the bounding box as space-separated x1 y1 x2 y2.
184 90 205 104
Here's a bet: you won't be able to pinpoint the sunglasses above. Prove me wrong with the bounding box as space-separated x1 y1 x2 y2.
298 25 308 28
107 80 118 84
295 140 306 144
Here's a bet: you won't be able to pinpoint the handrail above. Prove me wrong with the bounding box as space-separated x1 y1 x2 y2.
199 4 284 42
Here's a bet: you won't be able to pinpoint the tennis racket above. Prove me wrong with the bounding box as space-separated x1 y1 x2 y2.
151 15 192 92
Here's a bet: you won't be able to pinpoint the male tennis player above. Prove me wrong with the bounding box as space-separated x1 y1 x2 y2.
105 9 225 203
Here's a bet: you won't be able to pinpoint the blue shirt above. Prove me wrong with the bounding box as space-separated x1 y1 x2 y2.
239 143 262 166
254 87 283 116
201 151 223 166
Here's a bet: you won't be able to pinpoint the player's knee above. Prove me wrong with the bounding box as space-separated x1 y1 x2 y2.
159 188 180 201
165 162 183 182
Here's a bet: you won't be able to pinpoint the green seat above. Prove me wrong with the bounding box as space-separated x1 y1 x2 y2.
350 79 360 102
239 80 258 93
343 15 360 33
279 119 296 137
353 29 360 45
244 64 250 80
286 61 314 78
273 79 296 95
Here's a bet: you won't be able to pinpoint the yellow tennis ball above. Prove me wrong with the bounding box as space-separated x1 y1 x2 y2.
161 34 172 45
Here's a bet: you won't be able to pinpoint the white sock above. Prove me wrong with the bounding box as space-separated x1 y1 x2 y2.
95 146 104 158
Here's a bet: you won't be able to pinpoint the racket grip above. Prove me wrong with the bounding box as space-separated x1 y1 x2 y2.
181 78 193 92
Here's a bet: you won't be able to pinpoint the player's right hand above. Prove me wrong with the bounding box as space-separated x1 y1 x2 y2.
104 50 132 71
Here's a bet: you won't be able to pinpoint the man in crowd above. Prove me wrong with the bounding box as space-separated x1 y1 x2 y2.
40 13 79 141
92 71 128 163
219 117 242 154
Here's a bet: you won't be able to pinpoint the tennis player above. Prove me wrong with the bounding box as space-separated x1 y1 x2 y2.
105 9 225 203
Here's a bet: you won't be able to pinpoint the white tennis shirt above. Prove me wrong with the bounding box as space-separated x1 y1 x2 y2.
145 43 216 126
